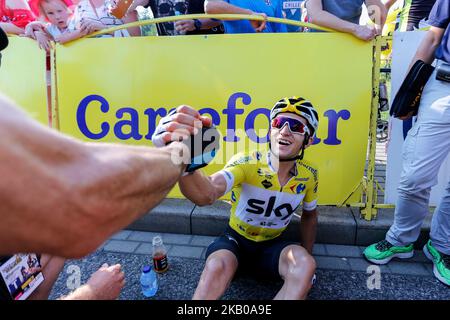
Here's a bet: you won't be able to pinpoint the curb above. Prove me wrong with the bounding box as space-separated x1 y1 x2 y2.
127 199 432 249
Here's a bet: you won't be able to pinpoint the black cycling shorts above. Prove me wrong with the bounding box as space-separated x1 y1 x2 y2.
205 226 300 281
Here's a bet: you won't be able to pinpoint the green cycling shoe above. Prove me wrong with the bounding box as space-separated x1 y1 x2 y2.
363 240 414 265
423 240 450 286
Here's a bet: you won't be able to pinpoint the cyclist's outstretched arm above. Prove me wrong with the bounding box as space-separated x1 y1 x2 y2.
178 171 227 206
0 94 186 258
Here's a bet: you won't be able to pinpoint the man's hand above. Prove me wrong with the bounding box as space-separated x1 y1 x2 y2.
352 24 377 41
175 20 196 33
249 12 267 32
152 105 212 147
83 263 125 300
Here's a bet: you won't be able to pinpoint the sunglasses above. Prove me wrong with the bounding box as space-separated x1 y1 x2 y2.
271 116 310 136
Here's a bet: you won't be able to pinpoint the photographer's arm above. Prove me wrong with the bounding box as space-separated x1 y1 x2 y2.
0 95 186 258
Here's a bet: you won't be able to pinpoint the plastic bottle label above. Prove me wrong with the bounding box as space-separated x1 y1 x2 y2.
153 254 168 273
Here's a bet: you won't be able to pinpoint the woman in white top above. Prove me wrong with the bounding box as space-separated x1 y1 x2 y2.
72 0 139 37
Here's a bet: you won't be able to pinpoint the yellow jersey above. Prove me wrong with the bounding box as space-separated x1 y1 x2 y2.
218 150 319 242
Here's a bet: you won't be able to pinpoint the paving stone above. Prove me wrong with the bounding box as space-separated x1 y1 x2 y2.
347 258 390 274
103 240 140 253
325 244 363 258
161 233 193 245
110 230 132 240
314 256 351 271
312 244 327 256
135 243 173 255
128 231 157 242
387 261 431 277
169 245 204 259
190 235 215 247
424 264 434 277
410 250 431 263
127 199 193 234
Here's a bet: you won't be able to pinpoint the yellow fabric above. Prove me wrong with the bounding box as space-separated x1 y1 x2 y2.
221 150 318 242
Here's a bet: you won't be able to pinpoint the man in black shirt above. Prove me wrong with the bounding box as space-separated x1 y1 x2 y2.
142 0 224 35
384 0 436 31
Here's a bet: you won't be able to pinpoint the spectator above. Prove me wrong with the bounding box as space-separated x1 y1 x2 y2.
25 0 88 49
280 0 306 32
71 0 136 37
129 0 223 36
382 0 437 138
204 0 287 33
0 0 36 34
364 0 450 287
384 0 436 31
305 0 387 41
174 0 224 35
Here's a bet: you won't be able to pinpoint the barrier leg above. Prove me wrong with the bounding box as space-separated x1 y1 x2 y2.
361 37 384 221
50 47 60 130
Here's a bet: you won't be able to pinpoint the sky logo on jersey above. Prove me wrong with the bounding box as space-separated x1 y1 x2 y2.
246 196 295 220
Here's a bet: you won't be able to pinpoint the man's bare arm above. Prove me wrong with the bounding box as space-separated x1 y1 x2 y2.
204 0 267 31
410 26 444 67
397 27 444 120
179 171 227 206
300 208 318 254
365 0 387 32
306 0 377 41
0 22 24 35
0 94 186 258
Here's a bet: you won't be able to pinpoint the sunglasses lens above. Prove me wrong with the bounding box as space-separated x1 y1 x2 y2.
289 121 305 134
271 117 307 135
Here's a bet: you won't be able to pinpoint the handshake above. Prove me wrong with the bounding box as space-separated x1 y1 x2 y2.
151 105 220 173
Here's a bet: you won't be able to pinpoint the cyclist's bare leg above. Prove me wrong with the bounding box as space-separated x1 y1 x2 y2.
275 245 316 300
192 249 238 300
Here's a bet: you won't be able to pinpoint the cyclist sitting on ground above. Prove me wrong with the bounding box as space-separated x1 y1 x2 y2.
152 97 319 300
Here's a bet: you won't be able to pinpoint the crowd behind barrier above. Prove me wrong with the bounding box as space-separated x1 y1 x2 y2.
1 0 449 299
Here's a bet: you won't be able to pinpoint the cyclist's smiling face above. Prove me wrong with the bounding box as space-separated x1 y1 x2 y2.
270 113 307 160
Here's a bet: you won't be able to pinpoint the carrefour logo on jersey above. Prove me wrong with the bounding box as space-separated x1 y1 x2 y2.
76 92 351 146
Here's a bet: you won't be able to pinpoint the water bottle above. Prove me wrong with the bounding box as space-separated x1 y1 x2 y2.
140 265 158 297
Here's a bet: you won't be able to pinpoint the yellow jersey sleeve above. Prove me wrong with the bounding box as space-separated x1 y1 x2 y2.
217 152 252 194
303 168 318 211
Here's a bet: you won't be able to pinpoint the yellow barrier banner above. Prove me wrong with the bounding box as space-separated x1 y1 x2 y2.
0 37 48 125
55 33 372 204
